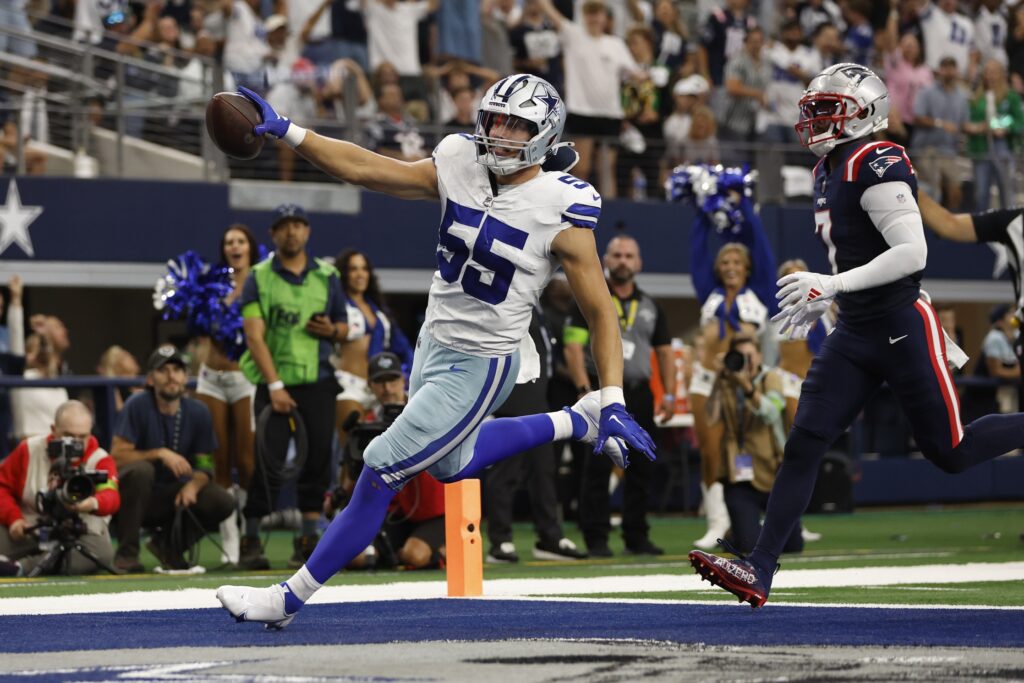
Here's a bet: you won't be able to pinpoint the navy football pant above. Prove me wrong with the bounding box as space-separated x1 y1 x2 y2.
750 299 1024 572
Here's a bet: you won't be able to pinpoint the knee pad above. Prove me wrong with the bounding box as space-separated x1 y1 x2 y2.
361 434 392 472
783 426 831 467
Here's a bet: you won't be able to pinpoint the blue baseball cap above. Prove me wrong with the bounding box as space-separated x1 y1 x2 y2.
271 204 309 229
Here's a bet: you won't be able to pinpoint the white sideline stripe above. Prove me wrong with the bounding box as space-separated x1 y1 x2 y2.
2 562 1023 616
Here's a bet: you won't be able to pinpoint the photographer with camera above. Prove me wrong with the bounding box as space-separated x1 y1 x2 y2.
111 346 234 572
0 400 120 575
706 333 803 555
326 352 446 570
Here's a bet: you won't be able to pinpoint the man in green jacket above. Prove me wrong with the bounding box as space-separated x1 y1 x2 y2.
238 204 350 569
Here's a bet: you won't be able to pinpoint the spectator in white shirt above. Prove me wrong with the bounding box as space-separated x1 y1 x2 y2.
917 0 977 79
363 0 436 77
537 0 645 196
222 0 270 90
974 0 1008 69
663 74 708 167
12 331 69 442
762 19 814 146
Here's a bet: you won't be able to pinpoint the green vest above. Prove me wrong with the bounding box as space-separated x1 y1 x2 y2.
240 256 339 387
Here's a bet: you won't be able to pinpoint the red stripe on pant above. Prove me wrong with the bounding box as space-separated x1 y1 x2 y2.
914 300 962 449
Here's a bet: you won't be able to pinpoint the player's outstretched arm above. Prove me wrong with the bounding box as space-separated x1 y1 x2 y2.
553 228 623 390
553 228 657 462
238 87 439 201
918 190 978 242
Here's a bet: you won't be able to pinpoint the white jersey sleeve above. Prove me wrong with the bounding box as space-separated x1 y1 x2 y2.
425 134 601 357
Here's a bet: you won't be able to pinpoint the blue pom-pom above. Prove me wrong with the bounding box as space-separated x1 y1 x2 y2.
153 252 247 360
668 163 757 230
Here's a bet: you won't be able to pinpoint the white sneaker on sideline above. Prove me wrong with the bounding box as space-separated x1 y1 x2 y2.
219 510 241 565
216 584 295 630
801 526 823 543
693 482 730 550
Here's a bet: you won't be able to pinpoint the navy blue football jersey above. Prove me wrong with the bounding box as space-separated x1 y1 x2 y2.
812 140 921 320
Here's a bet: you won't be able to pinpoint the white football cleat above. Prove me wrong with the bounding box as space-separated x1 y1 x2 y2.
216 584 296 630
565 390 629 467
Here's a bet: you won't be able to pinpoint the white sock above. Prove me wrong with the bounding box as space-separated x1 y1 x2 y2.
285 565 322 602
547 410 574 441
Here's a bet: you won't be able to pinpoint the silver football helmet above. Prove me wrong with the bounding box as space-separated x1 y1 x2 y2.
474 74 567 176
794 63 890 157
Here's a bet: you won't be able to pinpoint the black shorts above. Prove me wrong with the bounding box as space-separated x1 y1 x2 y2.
378 515 445 564
566 113 621 139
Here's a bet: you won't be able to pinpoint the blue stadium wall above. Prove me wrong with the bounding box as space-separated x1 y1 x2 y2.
0 176 1000 282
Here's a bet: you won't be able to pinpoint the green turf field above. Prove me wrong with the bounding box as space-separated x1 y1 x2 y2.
2 505 1022 604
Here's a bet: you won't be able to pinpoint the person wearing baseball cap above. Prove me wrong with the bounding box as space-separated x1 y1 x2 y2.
111 345 234 572
235 204 350 569
665 75 709 166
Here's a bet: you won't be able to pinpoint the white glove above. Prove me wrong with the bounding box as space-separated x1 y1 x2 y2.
776 271 840 319
771 297 831 339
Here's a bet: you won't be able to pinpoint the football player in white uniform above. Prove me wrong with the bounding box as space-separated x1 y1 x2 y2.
215 74 657 628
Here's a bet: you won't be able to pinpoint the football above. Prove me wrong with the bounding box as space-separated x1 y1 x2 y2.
205 92 264 160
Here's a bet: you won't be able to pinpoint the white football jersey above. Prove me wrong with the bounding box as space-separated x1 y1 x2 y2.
424 134 601 356
699 288 768 330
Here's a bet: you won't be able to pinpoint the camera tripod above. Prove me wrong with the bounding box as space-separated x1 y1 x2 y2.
25 526 120 578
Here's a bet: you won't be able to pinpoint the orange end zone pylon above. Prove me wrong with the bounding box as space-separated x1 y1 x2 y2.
444 480 483 597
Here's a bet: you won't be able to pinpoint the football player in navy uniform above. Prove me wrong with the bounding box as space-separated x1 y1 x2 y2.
689 63 1024 608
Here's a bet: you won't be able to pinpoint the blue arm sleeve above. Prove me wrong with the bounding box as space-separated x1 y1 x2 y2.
737 198 779 315
690 213 716 304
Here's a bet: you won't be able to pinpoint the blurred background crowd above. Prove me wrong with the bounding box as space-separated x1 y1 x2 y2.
3 0 1024 206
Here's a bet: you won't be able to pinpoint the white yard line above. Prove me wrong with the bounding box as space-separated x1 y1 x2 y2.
2 562 1022 616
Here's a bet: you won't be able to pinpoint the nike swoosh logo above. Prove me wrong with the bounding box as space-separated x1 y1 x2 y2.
448 364 468 373
889 335 908 344
609 415 624 426
876 147 892 154
592 193 600 201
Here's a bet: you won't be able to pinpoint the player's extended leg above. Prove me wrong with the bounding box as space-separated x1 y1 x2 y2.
215 338 606 628
690 329 882 607
889 300 1024 473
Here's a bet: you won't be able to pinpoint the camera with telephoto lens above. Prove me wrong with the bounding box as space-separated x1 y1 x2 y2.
327 404 405 514
36 438 108 523
723 349 747 373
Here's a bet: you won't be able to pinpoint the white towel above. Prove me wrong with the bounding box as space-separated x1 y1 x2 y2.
515 333 540 384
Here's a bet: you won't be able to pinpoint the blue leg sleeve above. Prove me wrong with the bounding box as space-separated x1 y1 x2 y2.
304 467 395 584
449 415 556 481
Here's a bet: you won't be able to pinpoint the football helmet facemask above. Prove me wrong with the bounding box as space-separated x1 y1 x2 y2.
794 63 890 157
474 74 567 176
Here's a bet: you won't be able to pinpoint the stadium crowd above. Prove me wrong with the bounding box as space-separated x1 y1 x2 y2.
2 0 1024 204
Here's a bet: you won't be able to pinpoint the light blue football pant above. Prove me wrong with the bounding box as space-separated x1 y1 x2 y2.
364 332 520 490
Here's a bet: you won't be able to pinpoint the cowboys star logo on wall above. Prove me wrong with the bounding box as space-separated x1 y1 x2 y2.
868 155 903 178
0 178 43 257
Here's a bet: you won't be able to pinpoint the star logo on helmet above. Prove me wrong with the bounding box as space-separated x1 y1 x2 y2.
536 92 560 118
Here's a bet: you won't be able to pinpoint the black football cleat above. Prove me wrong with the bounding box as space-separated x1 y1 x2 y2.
689 546 772 609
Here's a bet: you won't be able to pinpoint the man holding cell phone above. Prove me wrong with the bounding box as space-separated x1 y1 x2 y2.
236 204 350 570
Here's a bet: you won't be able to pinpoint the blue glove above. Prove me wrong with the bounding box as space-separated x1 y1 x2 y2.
238 86 292 139
594 403 657 467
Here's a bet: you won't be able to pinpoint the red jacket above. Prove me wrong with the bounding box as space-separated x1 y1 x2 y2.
0 434 120 529
393 472 445 523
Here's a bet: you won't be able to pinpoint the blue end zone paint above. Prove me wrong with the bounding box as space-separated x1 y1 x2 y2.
1 600 1022 652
